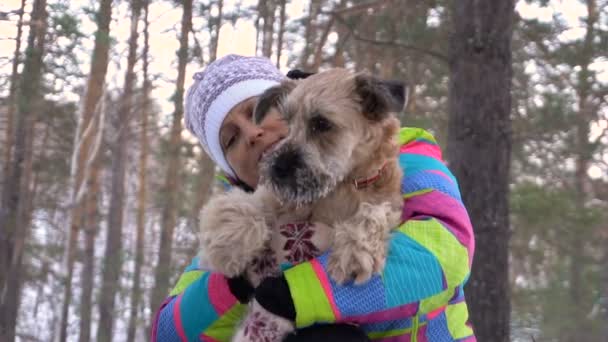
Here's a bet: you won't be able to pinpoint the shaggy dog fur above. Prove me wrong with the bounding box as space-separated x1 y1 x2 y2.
198 68 407 341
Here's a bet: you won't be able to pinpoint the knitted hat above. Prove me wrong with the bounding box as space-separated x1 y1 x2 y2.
184 54 284 178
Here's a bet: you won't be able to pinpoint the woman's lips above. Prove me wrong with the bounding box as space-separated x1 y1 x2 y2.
259 140 281 162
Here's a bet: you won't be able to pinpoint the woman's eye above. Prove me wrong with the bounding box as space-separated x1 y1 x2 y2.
224 135 236 149
309 115 333 134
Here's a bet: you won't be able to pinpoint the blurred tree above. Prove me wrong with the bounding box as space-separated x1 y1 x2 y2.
276 0 287 67
0 0 48 340
258 0 277 58
508 0 608 340
326 0 450 139
97 0 143 340
2 0 26 185
55 0 113 341
446 1 515 341
188 0 225 256
127 2 151 341
208 0 223 63
148 0 193 333
299 0 325 68
2 3 86 340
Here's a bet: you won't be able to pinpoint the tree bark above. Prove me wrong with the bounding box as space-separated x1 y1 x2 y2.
299 0 324 68
2 0 26 186
275 0 286 68
96 0 142 340
208 0 223 63
311 17 335 71
189 1 223 241
446 1 514 341
77 174 100 342
258 0 276 58
56 1 113 341
0 0 47 340
127 1 151 340
565 1 597 340
148 0 192 333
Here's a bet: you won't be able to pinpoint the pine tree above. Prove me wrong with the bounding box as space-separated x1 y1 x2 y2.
148 0 193 333
2 0 26 185
56 1 113 341
126 2 151 341
446 1 515 341
0 0 48 340
97 0 143 340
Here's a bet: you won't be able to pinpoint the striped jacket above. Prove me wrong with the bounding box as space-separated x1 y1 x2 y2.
152 127 476 341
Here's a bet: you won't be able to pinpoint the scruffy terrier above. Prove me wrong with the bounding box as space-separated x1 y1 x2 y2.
198 68 407 341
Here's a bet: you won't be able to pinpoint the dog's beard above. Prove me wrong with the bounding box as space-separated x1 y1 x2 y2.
259 149 343 206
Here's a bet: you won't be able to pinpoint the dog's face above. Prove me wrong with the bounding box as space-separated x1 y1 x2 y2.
254 68 407 205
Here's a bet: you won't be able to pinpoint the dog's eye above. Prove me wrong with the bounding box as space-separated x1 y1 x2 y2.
309 115 333 134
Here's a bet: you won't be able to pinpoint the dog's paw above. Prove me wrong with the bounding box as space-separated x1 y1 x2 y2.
199 190 271 277
327 202 395 284
327 245 384 285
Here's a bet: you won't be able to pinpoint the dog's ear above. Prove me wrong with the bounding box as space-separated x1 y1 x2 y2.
286 69 315 80
253 81 296 124
354 74 408 121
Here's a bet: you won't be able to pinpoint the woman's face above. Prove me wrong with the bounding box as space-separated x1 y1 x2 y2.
220 96 288 188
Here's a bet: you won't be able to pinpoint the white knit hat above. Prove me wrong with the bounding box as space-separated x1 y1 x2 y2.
184 55 284 178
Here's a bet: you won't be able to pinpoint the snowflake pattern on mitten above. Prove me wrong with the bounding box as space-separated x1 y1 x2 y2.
242 311 281 342
280 222 320 264
232 299 295 342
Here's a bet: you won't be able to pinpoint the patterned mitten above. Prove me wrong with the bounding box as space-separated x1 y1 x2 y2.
227 274 254 304
232 276 296 342
232 299 295 342
254 275 296 321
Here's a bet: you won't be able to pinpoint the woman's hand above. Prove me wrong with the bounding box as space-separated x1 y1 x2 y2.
232 276 297 342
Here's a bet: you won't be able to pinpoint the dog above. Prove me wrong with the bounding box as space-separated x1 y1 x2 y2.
198 68 407 341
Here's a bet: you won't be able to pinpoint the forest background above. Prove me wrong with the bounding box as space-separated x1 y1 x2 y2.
0 0 607 341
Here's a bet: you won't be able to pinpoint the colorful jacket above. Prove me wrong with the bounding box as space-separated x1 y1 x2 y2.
152 127 476 342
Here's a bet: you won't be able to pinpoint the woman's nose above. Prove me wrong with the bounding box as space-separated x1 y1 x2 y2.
245 126 264 146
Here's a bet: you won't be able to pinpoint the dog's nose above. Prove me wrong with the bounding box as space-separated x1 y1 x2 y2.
272 150 301 180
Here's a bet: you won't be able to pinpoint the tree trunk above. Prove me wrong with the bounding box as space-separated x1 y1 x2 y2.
565 1 597 340
446 1 514 341
0 0 47 340
263 0 276 58
189 0 223 239
127 2 150 340
2 0 26 186
56 1 113 341
299 0 323 69
602 247 608 339
190 156 215 232
208 0 223 63
77 171 100 342
148 0 192 333
331 16 350 68
97 1 142 341
275 0 286 67
77 126 106 342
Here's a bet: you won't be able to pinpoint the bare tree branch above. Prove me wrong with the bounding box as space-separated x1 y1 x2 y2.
329 12 449 64
330 0 397 15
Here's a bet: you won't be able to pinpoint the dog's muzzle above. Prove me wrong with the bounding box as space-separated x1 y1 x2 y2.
262 147 330 204
271 149 303 181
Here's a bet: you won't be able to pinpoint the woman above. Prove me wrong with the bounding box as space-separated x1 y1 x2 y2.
151 54 476 342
